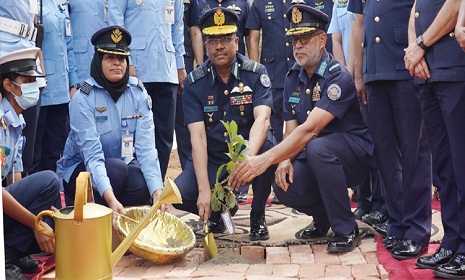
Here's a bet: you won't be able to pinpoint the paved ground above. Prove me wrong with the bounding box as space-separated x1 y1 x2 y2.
42 236 388 279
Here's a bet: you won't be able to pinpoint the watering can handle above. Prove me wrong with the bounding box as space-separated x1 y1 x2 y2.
35 210 55 238
74 172 93 223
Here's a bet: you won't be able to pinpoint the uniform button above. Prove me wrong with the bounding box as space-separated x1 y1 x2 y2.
224 90 229 95
286 42 289 47
287 57 290 61
283 0 286 3
450 32 455 38
307 110 310 115
374 16 380 22
375 37 381 43
415 12 419 18
237 64 241 67
292 110 295 115
361 42 364 48
224 112 226 116
224 132 228 137
264 58 267 61
268 16 271 20
240 112 244 116
285 28 288 32
218 3 222 6
283 14 286 18
306 89 310 94
207 68 211 72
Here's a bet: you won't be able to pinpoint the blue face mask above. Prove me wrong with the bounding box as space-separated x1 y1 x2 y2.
11 81 40 110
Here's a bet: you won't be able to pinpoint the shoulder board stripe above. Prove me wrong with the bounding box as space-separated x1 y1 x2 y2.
80 82 92 94
187 67 206 85
242 60 260 73
328 62 341 74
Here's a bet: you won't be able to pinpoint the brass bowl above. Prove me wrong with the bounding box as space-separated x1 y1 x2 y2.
115 207 196 264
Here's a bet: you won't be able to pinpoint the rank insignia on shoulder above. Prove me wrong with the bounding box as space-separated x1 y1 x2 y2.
242 60 260 73
95 107 107 113
260 74 271 87
187 66 206 85
328 61 341 73
147 95 152 110
80 82 92 94
327 84 341 101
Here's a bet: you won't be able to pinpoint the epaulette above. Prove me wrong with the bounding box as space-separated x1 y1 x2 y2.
187 66 206 85
138 79 145 90
242 59 261 73
80 81 92 95
328 61 341 74
129 76 145 90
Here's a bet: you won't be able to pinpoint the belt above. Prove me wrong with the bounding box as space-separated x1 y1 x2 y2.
0 16 37 41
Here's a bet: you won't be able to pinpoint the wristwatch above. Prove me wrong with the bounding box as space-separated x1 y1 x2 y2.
70 83 81 90
416 35 429 51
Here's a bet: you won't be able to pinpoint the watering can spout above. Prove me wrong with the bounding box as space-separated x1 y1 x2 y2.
110 177 183 268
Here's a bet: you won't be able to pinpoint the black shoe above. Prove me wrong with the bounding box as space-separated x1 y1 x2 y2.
383 236 402 252
249 210 269 241
362 211 388 226
299 221 330 239
391 239 428 260
208 203 239 234
5 264 30 280
434 253 465 279
372 222 388 238
416 247 455 269
353 208 369 220
235 192 247 203
327 226 361 253
270 195 282 205
14 256 41 274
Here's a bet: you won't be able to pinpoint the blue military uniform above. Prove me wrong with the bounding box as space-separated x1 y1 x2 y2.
1 48 61 275
348 0 432 256
195 0 250 55
56 26 164 206
413 0 465 275
275 48 374 236
69 0 108 83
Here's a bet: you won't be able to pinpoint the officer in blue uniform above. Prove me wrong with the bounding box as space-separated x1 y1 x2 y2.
404 0 465 278
229 5 374 253
174 8 276 241
56 26 165 215
349 0 432 260
1 48 61 280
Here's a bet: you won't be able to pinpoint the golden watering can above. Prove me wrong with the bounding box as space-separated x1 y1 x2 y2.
35 172 182 280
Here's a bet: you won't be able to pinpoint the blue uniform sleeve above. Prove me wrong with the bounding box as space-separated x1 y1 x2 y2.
242 0 250 37
282 69 298 121
173 0 186 69
66 17 79 86
133 88 164 194
245 0 261 30
69 91 112 196
188 0 199 27
108 0 128 27
182 79 205 125
13 136 24 173
316 70 356 120
327 2 340 35
347 0 363 14
252 67 273 108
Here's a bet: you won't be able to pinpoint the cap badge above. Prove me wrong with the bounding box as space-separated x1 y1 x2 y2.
291 7 303 24
111 28 123 44
213 8 226 26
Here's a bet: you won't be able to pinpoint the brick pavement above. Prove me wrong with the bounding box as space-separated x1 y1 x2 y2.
42 237 389 279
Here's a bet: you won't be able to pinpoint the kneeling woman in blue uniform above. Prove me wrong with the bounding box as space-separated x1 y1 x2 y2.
57 26 165 215
1 48 62 279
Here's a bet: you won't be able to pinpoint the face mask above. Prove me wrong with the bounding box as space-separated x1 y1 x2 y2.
11 81 40 110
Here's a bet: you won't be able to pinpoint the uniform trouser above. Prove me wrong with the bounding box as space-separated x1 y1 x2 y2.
21 94 42 177
144 82 177 179
31 103 70 174
273 133 371 235
3 170 61 254
418 81 465 253
366 80 432 245
271 88 284 143
175 56 194 170
63 159 151 207
173 131 276 215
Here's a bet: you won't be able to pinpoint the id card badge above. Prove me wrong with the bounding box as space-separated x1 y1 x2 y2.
121 133 134 157
221 210 236 235
29 0 38 14
104 0 109 21
165 0 175 24
65 18 72 37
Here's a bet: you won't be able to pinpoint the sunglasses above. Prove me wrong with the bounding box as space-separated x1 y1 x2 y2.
291 32 323 46
204 35 236 47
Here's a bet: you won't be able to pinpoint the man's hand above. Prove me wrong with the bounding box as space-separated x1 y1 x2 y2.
274 159 294 191
69 87 78 99
456 25 465 51
412 57 430 80
33 221 55 253
178 68 187 90
228 155 269 190
354 76 367 105
404 44 426 76
197 188 212 223
152 189 171 214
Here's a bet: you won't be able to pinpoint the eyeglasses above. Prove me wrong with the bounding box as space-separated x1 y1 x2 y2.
291 32 323 46
204 36 236 47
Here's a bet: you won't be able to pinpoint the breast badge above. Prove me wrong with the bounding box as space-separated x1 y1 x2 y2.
312 82 321 101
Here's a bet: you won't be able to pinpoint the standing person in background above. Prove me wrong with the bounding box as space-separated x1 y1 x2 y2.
109 0 186 180
308 0 334 54
1 47 62 280
405 0 465 278
349 0 432 260
328 0 387 231
68 0 108 83
30 0 79 174
176 0 204 169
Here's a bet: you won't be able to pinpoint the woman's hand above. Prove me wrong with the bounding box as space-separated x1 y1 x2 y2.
152 189 171 214
33 221 55 254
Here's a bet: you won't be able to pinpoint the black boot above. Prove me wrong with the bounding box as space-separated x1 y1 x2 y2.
249 210 269 241
208 203 239 234
5 264 30 280
14 256 41 274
